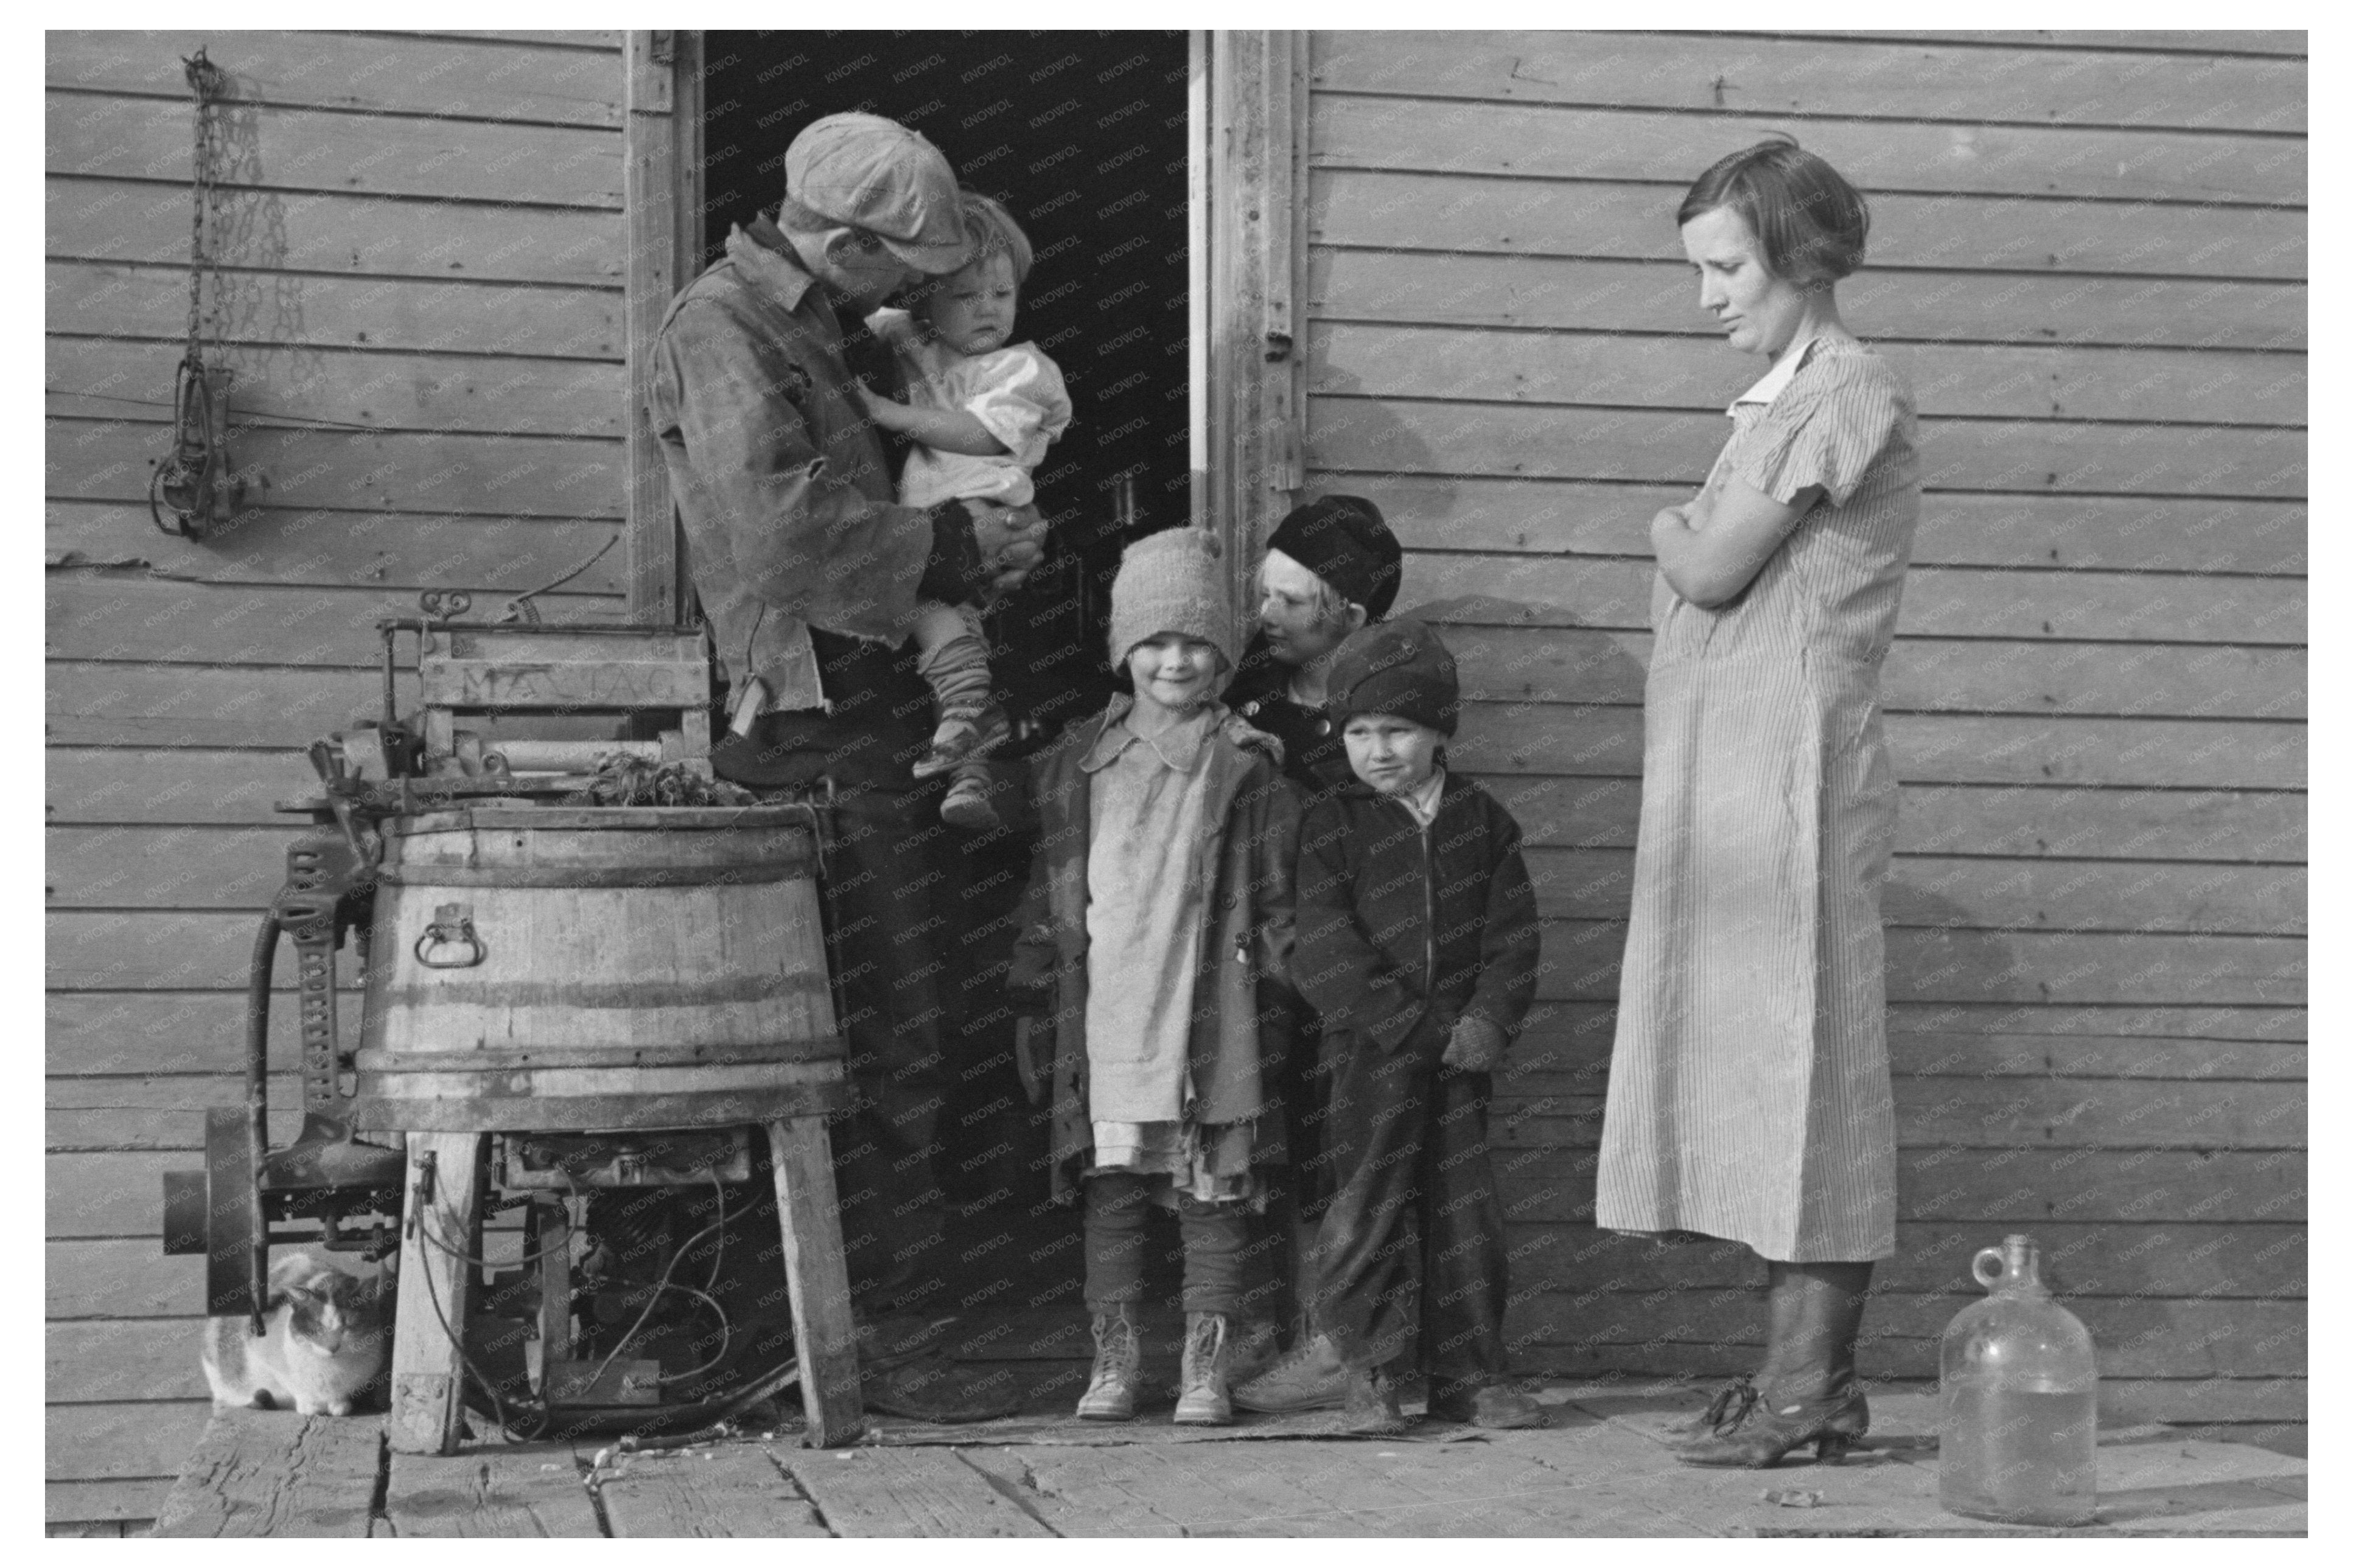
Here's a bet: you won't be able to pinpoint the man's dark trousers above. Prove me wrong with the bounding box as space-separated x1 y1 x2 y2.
717 630 962 1314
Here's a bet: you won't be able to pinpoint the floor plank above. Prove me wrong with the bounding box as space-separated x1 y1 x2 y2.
383 1447 603 1538
149 1410 380 1538
977 1434 1696 1537
143 1379 2306 1537
783 1447 1052 1536
595 1446 830 1538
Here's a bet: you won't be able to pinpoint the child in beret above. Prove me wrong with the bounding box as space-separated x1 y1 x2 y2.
1288 618 1544 1432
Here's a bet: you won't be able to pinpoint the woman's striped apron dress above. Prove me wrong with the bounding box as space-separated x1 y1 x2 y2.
1596 336 1922 1263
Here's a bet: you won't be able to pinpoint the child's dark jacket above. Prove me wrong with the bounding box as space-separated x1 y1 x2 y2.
1293 775 1540 1062
1007 695 1301 1203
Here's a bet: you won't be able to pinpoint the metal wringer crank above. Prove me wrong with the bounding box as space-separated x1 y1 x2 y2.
163 595 867 1454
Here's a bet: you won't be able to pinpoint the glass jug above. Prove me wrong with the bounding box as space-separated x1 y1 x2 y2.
1939 1233 2099 1526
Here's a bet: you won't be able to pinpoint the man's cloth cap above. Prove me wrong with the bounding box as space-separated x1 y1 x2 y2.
785 112 970 274
1265 494 1403 621
1110 526 1239 674
1325 618 1460 737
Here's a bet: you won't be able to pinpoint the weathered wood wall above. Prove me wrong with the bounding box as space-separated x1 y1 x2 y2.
1300 29 2306 1431
44 30 629 1533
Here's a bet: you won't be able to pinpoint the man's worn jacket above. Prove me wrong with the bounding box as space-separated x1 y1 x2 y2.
1293 775 1541 1064
646 219 977 712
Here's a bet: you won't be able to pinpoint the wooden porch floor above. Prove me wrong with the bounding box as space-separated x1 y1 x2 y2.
151 1385 2305 1538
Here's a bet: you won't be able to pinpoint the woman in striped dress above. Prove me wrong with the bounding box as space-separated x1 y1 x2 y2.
1595 138 1920 1469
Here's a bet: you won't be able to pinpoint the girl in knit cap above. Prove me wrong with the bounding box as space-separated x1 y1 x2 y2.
1007 526 1299 1426
858 192 1073 829
1287 618 1543 1434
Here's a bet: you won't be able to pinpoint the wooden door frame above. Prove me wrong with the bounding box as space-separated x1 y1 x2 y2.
1199 30 1309 610
623 29 702 625
623 30 1306 622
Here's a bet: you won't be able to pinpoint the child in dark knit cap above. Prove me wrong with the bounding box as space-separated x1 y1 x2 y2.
1287 618 1544 1432
1007 527 1299 1427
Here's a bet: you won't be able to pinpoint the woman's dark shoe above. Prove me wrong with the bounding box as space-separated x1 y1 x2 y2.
1674 1386 1869 1468
1662 1373 1761 1448
1677 1258 1876 1466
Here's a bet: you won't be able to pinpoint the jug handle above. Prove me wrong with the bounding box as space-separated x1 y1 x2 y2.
1971 1246 2007 1289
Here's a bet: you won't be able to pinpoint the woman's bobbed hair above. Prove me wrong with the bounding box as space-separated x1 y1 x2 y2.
1678 136 1869 287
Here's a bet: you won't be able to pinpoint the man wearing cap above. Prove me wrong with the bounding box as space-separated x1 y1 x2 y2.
646 111 1045 1421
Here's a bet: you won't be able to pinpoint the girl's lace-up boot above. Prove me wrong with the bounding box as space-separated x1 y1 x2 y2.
1076 1302 1142 1421
1172 1311 1236 1426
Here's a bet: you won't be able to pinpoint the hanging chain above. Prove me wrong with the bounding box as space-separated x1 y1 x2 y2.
153 47 245 540
182 47 228 368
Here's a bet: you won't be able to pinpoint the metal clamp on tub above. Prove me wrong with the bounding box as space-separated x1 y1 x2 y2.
414 902 487 968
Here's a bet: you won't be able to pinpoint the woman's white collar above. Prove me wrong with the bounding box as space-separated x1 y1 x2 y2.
1728 335 1822 413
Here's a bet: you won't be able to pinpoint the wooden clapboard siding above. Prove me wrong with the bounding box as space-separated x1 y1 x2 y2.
47 260 624 358
1394 559 2307 646
1313 321 2307 427
46 577 620 666
1308 251 2302 352
1318 476 2309 575
50 1077 307 1155
1447 626 2309 716
1310 93 2304 206
1503 1021 2308 1082
47 502 632 594
1309 30 2309 133
1313 170 2309 280
1302 29 2305 1431
1492 778 2307 862
47 95 623 206
47 992 329 1077
47 176 626 284
1823 31 2304 56
43 30 628 1527
1312 399 2306 496
46 30 628 125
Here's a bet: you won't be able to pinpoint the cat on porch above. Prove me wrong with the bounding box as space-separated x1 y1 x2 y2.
201 1253 388 1416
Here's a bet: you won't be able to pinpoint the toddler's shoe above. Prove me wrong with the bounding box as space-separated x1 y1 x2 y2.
940 768 1001 831
1427 1378 1548 1429
912 701 1010 779
1232 1329 1348 1413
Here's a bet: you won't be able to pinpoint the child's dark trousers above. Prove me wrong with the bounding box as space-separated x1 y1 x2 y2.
1312 1042 1509 1394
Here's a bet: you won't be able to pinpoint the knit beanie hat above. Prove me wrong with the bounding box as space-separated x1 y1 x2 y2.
1265 494 1403 621
1324 618 1460 737
1108 526 1239 673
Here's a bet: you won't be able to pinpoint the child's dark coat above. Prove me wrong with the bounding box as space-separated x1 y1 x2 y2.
1291 770 1542 1378
1292 774 1540 1063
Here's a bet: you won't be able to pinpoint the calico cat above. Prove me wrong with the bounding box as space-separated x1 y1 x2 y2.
200 1252 390 1415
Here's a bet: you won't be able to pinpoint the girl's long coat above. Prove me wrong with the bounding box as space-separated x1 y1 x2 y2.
1007 695 1301 1204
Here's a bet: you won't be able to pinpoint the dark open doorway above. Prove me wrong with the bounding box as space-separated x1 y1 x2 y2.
700 32 1192 747
696 37 1194 1259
